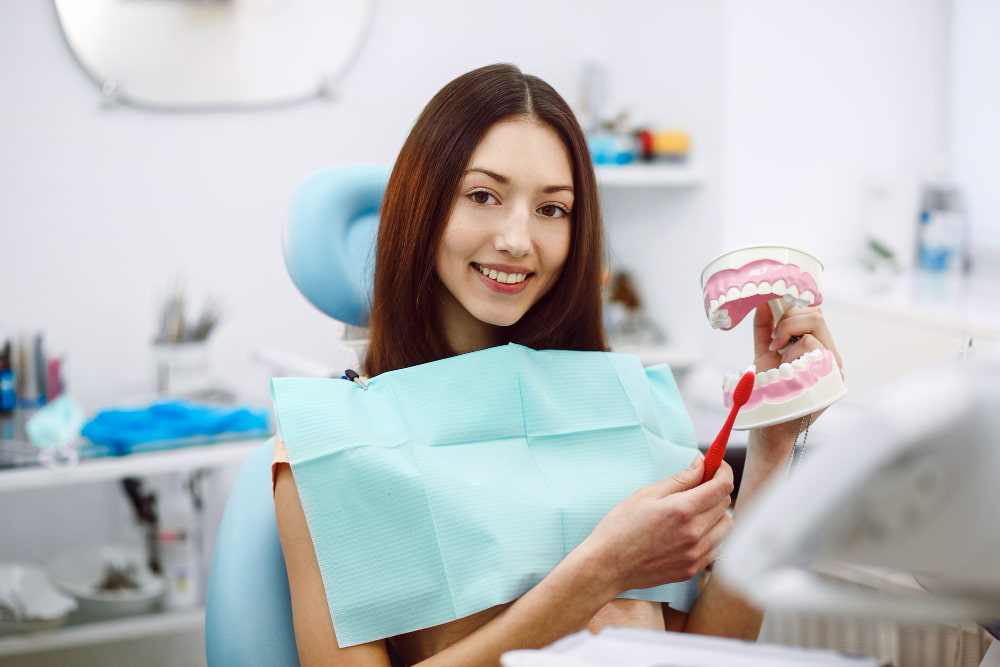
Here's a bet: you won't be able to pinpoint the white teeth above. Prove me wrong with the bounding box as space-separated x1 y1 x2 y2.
711 310 731 329
710 298 720 311
477 265 526 284
771 279 787 295
758 281 771 293
726 287 741 301
745 349 827 388
787 284 800 300
741 283 758 298
800 289 815 305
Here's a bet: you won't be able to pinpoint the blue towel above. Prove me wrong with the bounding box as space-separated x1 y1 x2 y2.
82 400 271 456
273 343 702 647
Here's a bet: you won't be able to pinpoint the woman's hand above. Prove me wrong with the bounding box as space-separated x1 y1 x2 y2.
749 301 844 448
578 456 735 594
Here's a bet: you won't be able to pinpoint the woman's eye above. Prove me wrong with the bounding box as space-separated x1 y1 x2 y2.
538 204 569 219
468 189 497 205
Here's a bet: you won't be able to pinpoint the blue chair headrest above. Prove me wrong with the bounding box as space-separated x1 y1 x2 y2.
283 164 391 327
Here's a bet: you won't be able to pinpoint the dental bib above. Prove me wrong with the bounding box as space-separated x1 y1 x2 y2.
272 344 701 647
701 245 847 429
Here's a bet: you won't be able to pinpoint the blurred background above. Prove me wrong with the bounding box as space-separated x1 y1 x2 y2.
1 0 997 664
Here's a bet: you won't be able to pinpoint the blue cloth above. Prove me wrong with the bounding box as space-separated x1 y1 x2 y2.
82 400 271 456
272 344 702 647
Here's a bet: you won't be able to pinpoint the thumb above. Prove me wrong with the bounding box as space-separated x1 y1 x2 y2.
651 454 704 496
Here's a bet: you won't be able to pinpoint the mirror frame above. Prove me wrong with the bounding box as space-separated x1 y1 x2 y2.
52 0 376 111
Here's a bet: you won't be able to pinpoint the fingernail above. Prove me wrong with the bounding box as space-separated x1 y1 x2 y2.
768 342 777 352
688 454 703 470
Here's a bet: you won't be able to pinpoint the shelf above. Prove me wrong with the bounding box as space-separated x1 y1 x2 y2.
0 608 203 657
0 439 261 494
610 343 703 371
595 163 704 188
823 266 1000 339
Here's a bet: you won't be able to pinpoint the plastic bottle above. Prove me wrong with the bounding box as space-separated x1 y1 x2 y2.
0 340 16 416
917 179 968 275
156 472 201 609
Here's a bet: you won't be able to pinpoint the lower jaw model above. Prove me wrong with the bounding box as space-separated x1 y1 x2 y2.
701 246 847 430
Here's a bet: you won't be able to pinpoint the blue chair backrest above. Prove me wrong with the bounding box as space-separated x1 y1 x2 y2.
205 438 300 665
283 164 391 326
205 165 389 664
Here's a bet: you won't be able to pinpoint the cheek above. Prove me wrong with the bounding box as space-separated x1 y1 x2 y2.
545 226 572 275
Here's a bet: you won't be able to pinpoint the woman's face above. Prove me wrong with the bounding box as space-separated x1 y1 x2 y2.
435 118 574 354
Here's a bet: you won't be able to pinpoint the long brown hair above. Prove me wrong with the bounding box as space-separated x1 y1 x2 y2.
364 64 606 376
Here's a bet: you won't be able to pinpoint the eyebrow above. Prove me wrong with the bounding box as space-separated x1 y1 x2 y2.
465 168 573 195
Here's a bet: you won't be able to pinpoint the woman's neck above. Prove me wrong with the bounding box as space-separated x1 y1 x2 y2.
438 294 503 355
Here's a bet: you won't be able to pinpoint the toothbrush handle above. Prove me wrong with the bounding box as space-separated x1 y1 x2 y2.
702 406 739 483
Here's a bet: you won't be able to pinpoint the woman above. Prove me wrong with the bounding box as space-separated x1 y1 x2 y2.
273 63 843 666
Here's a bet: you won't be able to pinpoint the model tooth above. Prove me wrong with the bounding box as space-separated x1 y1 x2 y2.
787 284 800 300
497 271 508 283
726 286 741 301
779 363 794 378
710 298 720 311
758 281 771 294
771 279 787 295
808 349 823 360
800 290 816 305
488 269 498 280
791 357 807 370
756 371 769 386
741 283 758 298
766 368 781 382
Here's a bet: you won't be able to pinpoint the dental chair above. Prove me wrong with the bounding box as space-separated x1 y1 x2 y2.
204 165 389 666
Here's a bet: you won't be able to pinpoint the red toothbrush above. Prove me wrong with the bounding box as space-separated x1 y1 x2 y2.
701 369 756 484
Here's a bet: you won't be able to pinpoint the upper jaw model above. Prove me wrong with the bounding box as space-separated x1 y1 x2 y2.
701 245 847 430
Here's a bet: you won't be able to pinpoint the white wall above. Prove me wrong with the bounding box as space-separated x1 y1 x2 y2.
0 0 727 410
953 0 1000 266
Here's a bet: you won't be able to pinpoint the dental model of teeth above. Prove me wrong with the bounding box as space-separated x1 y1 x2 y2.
703 258 822 331
701 245 847 430
722 348 845 429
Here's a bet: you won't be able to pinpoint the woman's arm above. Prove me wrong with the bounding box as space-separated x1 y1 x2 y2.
274 461 394 666
676 302 845 639
275 448 735 666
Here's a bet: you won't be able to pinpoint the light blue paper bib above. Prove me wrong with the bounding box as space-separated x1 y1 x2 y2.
272 344 701 647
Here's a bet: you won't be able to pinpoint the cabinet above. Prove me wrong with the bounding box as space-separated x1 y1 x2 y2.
595 162 707 375
0 439 259 660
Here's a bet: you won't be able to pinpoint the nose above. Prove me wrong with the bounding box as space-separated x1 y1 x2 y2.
494 205 532 257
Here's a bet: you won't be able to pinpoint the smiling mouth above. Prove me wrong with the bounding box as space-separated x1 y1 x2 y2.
473 263 531 285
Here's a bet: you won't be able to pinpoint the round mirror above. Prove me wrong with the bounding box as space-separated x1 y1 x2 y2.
53 0 375 110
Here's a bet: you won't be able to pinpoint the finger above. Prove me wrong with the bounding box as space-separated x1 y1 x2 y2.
752 303 778 361
770 307 843 369
651 461 734 519
647 453 708 497
703 511 736 563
